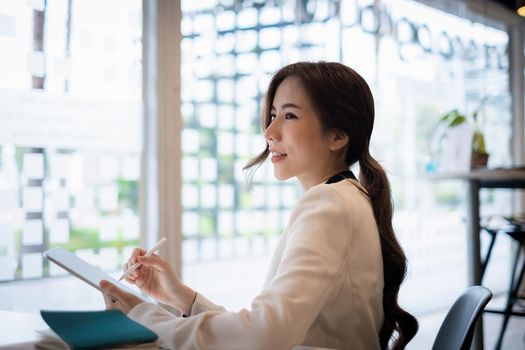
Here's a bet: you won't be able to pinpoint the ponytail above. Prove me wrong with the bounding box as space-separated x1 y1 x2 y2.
359 151 418 350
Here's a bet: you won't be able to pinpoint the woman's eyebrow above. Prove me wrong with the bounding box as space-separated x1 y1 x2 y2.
271 103 302 110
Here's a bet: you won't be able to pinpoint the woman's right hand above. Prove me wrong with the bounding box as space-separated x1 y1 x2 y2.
124 249 196 315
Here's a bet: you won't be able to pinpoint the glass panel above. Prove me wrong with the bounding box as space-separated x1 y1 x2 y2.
0 0 142 283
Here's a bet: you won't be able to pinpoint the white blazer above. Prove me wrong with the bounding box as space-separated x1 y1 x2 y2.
128 179 384 350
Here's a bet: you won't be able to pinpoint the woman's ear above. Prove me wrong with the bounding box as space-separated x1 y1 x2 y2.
329 129 349 151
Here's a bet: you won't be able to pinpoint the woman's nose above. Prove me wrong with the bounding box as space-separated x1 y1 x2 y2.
264 118 280 143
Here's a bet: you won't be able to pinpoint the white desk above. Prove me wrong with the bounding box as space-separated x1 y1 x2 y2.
0 310 49 349
0 309 339 350
0 310 337 350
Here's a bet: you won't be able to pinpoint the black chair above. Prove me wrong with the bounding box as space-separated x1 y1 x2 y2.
480 217 525 350
432 286 493 350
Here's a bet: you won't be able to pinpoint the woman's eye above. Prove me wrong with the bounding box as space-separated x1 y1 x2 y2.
284 113 297 120
270 114 276 121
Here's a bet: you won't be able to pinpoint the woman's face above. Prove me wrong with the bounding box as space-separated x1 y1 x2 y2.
264 76 347 190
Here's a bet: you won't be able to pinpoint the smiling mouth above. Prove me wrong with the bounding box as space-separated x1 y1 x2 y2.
271 152 287 163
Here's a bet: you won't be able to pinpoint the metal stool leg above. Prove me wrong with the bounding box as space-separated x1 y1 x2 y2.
512 250 525 349
481 228 498 281
494 244 523 350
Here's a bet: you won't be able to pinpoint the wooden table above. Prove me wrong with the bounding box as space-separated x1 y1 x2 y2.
430 168 525 350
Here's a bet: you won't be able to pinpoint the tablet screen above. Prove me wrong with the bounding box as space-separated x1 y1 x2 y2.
43 247 148 302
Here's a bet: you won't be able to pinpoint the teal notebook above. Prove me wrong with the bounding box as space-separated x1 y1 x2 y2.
40 310 158 349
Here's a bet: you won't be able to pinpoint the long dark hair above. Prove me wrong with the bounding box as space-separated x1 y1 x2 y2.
244 62 418 349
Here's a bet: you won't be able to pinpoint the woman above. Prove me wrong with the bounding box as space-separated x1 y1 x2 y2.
100 62 418 349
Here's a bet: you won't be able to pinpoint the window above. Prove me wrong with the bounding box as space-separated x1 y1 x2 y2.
0 1 142 285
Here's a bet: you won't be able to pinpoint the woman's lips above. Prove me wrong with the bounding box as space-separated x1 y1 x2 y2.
271 152 287 163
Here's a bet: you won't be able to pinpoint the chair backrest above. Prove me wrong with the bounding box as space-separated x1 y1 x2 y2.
432 286 492 350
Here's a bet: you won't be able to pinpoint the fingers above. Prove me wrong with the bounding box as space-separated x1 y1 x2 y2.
137 254 168 271
100 280 121 308
102 290 116 307
100 280 134 305
100 280 121 298
123 248 147 272
131 248 147 261
99 280 143 314
121 261 137 281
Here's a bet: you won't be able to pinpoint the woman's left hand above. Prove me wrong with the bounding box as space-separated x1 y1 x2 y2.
100 280 143 315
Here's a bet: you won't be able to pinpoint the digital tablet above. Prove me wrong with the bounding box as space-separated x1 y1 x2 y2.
43 247 148 302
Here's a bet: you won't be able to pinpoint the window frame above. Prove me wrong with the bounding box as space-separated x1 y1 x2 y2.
141 0 183 276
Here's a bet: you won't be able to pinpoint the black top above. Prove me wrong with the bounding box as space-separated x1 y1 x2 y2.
325 170 357 184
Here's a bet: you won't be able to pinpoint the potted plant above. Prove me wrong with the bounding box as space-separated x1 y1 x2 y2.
438 108 489 169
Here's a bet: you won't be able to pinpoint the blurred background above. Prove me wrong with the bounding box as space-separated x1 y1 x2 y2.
0 0 524 348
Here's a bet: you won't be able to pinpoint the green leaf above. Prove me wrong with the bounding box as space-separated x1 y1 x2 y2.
440 109 458 122
449 115 466 127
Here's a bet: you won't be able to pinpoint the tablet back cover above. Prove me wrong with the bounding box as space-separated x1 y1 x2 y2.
43 247 147 301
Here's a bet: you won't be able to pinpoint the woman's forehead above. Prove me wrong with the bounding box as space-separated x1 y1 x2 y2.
273 76 310 107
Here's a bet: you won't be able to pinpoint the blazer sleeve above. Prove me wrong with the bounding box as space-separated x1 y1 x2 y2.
189 293 227 315
127 185 353 350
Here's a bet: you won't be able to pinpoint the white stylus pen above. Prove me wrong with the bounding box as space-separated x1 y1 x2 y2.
118 237 167 281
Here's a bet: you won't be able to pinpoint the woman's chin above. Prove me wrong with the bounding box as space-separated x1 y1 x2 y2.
274 171 292 181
